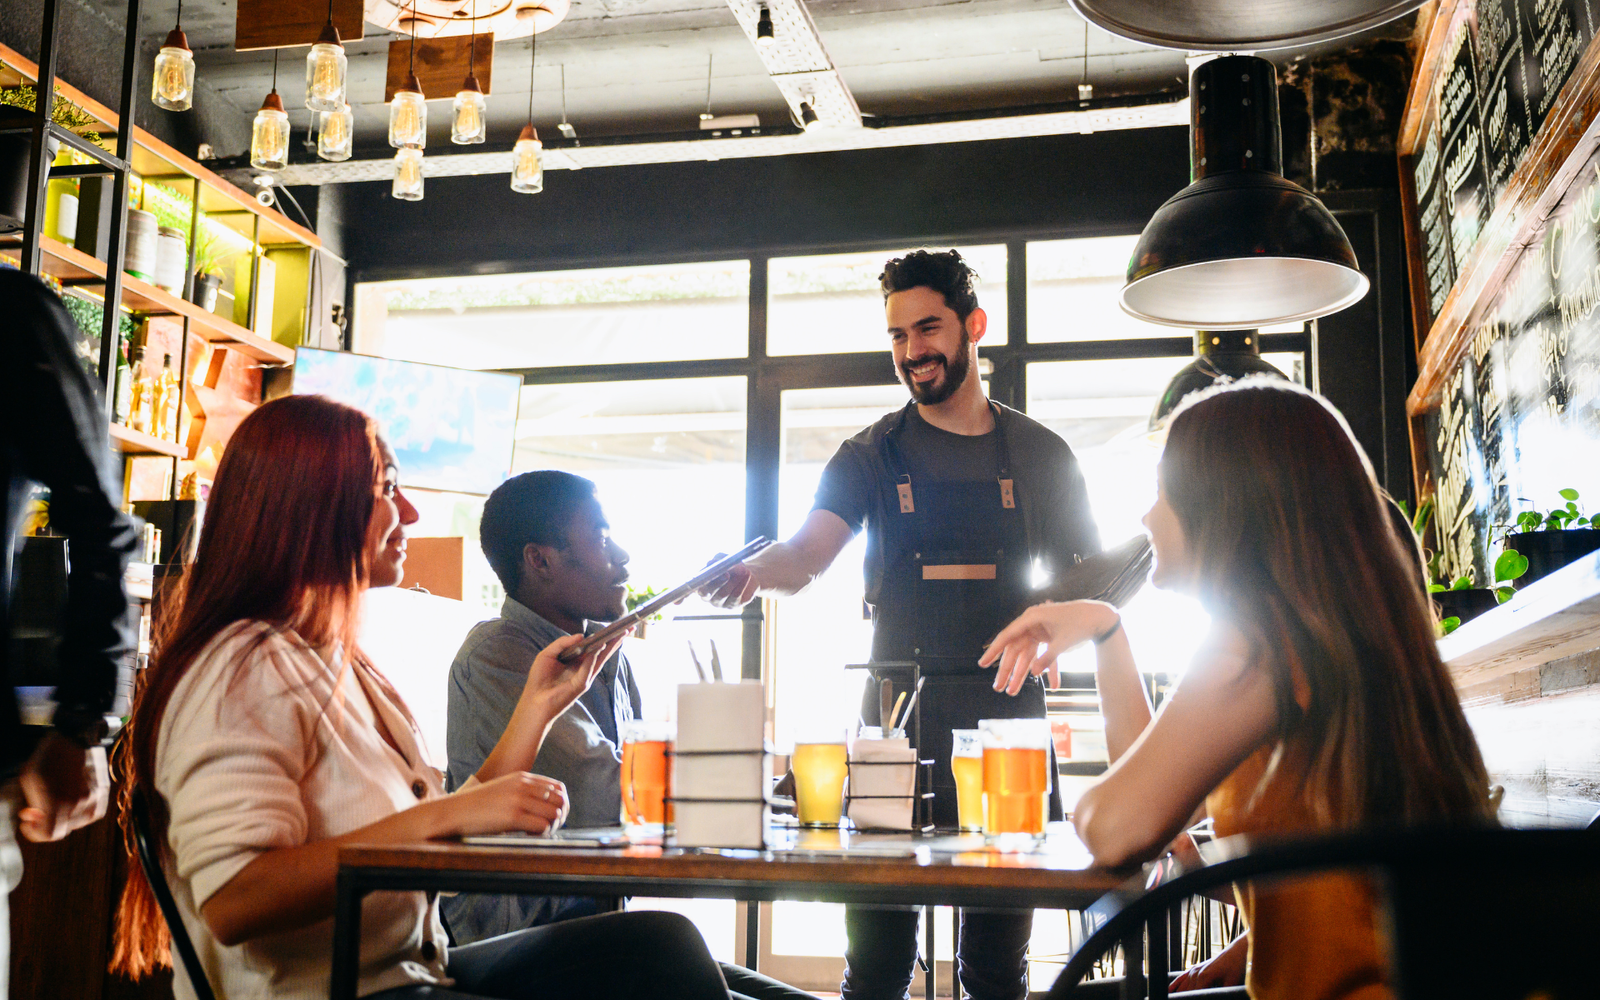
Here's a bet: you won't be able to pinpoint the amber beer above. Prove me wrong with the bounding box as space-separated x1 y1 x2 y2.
621 721 674 831
792 741 848 827
979 718 1051 838
951 729 984 832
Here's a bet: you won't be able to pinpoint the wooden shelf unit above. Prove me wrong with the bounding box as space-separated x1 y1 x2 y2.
108 422 188 459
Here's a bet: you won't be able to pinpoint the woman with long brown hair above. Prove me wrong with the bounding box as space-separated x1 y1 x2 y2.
982 378 1492 1000
109 395 781 1000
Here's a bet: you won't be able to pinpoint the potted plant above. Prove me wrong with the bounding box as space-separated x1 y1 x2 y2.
1403 499 1496 635
190 234 227 311
624 584 665 639
0 85 103 233
1494 489 1600 591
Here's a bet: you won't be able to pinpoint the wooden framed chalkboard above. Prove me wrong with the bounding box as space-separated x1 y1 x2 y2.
1400 0 1600 587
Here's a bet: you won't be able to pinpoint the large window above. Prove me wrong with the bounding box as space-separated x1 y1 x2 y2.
767 245 1008 356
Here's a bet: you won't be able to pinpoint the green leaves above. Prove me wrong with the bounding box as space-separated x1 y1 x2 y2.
1494 549 1529 584
1410 498 1435 538
1560 488 1580 502
1450 575 1473 590
1437 616 1462 636
1495 586 1517 604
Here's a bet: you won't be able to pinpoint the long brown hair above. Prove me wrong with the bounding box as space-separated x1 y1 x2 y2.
1161 378 1491 829
111 395 383 977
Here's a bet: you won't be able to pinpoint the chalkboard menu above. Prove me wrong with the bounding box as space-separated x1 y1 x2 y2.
1423 142 1600 583
1406 0 1597 330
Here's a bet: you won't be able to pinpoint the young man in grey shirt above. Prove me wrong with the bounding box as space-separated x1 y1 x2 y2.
444 470 641 944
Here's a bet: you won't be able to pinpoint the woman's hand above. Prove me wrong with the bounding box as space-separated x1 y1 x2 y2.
523 631 629 717
433 771 571 837
1171 933 1248 992
980 600 1120 695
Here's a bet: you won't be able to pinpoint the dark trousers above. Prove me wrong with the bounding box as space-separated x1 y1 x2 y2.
368 910 814 1000
842 906 1032 1000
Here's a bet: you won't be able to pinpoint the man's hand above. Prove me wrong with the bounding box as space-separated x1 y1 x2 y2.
697 558 759 609
17 732 110 842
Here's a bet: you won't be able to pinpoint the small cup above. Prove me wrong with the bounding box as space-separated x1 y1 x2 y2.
621 720 674 835
792 731 848 828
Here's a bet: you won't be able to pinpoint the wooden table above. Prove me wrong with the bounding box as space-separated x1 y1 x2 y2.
332 825 1128 1000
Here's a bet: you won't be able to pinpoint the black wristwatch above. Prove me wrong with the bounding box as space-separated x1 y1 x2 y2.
50 707 123 750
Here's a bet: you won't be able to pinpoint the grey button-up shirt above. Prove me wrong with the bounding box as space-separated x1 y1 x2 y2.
442 597 641 943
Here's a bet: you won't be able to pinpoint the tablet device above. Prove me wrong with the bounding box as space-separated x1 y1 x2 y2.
462 827 631 848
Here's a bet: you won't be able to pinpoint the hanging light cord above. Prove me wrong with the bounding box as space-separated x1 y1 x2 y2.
527 27 536 123
271 49 279 92
326 0 333 27
409 0 418 75
704 52 714 117
468 3 476 78
176 0 183 29
561 64 569 125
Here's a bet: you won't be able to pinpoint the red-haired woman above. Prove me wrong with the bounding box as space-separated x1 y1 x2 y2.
982 379 1493 1000
110 395 772 1000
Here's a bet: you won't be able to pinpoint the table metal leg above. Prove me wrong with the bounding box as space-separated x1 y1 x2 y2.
924 905 936 999
330 869 365 1000
1148 911 1168 1000
1117 931 1145 1000
745 900 761 971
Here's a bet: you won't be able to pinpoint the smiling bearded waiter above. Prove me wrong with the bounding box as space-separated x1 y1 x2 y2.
702 250 1100 1000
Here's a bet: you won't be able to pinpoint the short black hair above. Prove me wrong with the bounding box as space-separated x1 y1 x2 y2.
480 470 599 593
879 249 980 323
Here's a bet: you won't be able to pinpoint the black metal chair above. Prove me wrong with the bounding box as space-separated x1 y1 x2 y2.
1046 826 1600 1000
128 789 218 1000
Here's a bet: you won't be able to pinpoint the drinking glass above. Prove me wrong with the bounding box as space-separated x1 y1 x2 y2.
951 729 984 832
792 732 848 827
621 720 674 835
979 718 1052 840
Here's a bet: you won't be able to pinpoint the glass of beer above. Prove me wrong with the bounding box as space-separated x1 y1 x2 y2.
792 732 848 827
951 729 984 832
979 718 1051 841
621 720 674 835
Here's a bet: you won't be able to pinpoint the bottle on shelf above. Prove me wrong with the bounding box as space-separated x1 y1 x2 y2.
154 353 180 442
113 341 133 425
127 346 152 433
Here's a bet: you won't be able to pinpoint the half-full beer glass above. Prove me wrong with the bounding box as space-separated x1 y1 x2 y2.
792 733 848 827
621 720 674 835
979 718 1051 840
951 729 984 831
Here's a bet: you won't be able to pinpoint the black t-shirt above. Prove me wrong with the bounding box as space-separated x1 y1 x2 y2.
812 402 1101 607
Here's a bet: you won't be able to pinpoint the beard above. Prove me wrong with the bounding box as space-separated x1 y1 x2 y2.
898 330 972 405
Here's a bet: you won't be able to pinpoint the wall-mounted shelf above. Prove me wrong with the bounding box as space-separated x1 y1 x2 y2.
1441 548 1600 692
1 235 296 364
108 422 187 459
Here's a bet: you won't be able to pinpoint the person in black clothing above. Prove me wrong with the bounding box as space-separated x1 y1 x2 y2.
700 251 1100 1000
1 269 140 992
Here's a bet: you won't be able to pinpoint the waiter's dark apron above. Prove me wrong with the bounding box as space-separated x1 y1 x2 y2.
860 403 1062 829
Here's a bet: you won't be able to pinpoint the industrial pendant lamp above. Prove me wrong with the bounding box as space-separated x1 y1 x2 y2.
389 2 427 148
756 5 775 45
151 0 195 112
452 15 488 144
1147 329 1288 429
510 27 543 193
305 0 347 112
1120 55 1368 330
250 51 290 171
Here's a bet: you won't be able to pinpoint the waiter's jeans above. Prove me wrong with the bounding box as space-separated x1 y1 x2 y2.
842 905 1031 1000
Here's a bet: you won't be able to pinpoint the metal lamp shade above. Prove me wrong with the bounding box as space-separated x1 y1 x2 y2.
1122 172 1369 329
1148 330 1289 429
1067 0 1427 51
1122 54 1368 330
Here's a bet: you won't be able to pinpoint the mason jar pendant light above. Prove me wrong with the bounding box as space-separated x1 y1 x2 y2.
305 0 347 112
250 51 290 171
510 27 543 193
452 14 488 144
318 102 354 161
389 0 427 148
393 147 424 200
151 0 195 111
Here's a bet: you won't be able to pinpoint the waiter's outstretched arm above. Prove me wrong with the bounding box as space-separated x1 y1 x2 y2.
700 509 855 607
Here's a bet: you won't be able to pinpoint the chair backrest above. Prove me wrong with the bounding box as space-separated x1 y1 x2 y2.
129 790 218 1000
1049 827 1600 1000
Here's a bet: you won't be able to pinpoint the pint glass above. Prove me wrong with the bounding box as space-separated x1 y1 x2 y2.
979 718 1051 839
792 735 848 827
951 729 984 832
621 720 674 835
